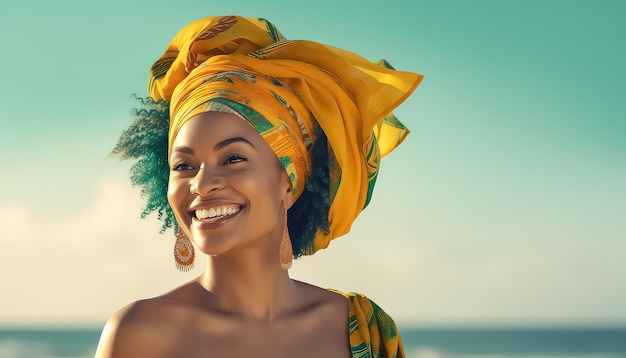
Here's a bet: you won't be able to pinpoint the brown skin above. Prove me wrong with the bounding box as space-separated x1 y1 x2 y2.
96 112 352 358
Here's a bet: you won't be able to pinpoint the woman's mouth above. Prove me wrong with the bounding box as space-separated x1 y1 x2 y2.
192 205 242 224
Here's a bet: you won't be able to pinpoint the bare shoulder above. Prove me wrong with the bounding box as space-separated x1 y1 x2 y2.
94 299 175 357
294 280 349 316
286 282 352 357
94 283 200 358
290 281 351 334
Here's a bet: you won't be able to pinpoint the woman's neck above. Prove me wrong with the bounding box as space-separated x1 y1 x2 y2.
198 246 297 322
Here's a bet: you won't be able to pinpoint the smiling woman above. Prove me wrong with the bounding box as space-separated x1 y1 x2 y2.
168 112 293 263
96 15 422 358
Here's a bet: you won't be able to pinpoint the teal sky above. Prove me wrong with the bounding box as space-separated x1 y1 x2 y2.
0 0 624 327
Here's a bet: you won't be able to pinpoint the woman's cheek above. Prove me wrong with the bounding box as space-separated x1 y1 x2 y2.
168 180 188 218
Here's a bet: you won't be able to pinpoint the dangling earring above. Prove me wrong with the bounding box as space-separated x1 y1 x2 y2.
174 230 195 272
280 213 293 270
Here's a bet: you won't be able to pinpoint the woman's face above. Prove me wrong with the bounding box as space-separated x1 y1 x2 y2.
168 111 292 257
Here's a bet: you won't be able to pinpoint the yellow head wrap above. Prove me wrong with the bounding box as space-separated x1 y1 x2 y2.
149 15 423 253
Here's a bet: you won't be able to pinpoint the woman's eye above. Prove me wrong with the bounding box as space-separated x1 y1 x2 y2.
172 162 193 171
225 155 246 164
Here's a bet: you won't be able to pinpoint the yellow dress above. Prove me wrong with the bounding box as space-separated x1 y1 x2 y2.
331 290 405 358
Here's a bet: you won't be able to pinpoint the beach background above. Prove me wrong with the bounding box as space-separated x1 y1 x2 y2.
1 327 626 358
0 0 624 357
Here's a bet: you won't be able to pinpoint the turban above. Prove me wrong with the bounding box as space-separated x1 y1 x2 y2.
148 15 423 253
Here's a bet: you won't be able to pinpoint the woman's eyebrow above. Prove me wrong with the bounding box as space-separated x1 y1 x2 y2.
171 146 194 154
215 137 255 150
170 137 254 154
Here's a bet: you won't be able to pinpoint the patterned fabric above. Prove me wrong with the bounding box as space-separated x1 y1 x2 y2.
149 15 423 253
169 69 313 202
331 290 405 358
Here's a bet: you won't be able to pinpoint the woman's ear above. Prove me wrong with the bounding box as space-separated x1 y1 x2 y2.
282 173 294 210
283 187 294 211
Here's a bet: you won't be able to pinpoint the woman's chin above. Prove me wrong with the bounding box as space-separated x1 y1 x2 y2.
191 239 234 257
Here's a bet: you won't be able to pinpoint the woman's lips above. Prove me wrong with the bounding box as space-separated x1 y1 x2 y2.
191 206 243 230
195 205 241 220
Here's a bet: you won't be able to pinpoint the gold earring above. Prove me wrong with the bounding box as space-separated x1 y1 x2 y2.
174 230 195 272
280 213 293 270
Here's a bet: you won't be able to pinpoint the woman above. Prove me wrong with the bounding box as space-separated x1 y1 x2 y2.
96 15 422 358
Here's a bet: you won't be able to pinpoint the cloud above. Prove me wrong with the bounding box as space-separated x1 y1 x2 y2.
0 175 202 325
1 175 624 327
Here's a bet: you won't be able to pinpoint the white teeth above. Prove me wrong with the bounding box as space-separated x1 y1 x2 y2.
195 206 240 220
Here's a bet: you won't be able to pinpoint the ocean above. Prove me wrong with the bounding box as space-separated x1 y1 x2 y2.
0 328 625 358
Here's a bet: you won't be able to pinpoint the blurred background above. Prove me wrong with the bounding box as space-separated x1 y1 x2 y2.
1 0 624 357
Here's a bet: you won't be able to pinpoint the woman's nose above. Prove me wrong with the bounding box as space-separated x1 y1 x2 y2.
190 166 225 196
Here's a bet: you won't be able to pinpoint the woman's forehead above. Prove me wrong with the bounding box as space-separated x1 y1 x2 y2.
175 111 263 143
172 111 276 159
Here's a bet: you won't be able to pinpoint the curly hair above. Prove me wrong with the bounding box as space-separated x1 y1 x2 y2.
110 96 330 258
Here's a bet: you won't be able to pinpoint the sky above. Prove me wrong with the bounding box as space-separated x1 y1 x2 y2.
0 0 624 328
